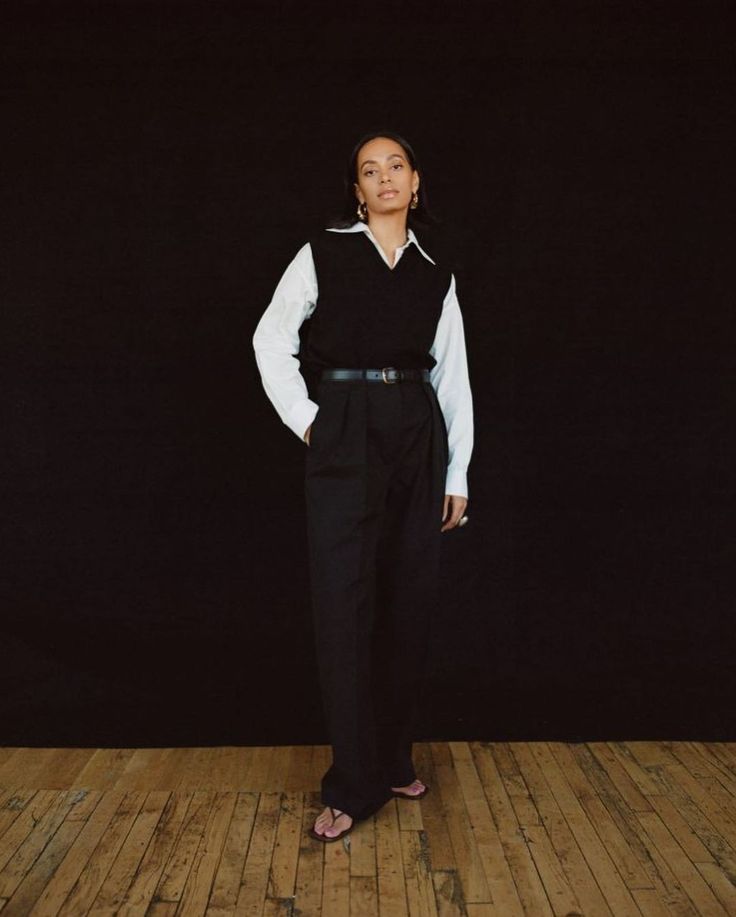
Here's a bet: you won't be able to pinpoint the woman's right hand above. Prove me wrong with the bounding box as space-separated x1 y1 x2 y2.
304 423 312 446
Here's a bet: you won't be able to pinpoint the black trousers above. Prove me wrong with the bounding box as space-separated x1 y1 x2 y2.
304 375 448 821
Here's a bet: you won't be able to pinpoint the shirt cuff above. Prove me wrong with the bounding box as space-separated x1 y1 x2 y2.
445 466 468 500
289 398 320 442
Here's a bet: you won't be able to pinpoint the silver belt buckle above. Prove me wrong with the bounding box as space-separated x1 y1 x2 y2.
381 367 399 384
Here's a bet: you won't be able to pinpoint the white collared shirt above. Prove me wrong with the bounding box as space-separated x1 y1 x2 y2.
252 221 474 498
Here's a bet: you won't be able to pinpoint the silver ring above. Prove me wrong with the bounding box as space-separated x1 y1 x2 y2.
458 515 469 527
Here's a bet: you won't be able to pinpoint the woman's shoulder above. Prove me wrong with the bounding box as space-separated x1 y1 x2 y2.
306 223 364 255
412 226 462 279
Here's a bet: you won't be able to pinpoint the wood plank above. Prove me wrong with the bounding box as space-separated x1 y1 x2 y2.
151 789 214 906
695 860 736 914
0 752 54 788
233 791 281 914
292 792 324 917
0 791 38 842
173 748 230 792
206 792 258 914
671 744 736 800
0 752 18 772
321 824 351 917
73 749 137 790
350 874 379 916
703 743 736 781
0 789 101 917
266 745 292 793
491 743 543 829
510 744 609 916
449 742 524 916
529 742 640 915
285 745 313 793
629 810 702 917
430 742 490 905
399 829 438 917
550 742 653 890
116 792 194 916
114 749 176 792
663 762 736 850
243 747 277 794
59 792 145 917
176 791 238 916
28 749 96 788
145 901 177 916
629 887 671 917
311 746 332 789
29 790 127 916
585 742 654 814
87 790 171 914
471 743 553 917
268 791 302 901
0 754 24 789
414 743 455 873
570 743 666 889
633 764 736 883
0 790 82 899
635 810 729 916
178 746 250 792
646 795 717 864
374 801 408 917
57 791 146 916
607 743 664 797
0 790 57 874
1 743 736 915
349 807 376 879
431 868 466 916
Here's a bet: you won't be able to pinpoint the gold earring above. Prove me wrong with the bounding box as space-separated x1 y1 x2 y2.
357 201 368 221
410 191 419 210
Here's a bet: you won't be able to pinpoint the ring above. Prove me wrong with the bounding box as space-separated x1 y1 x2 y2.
458 515 469 527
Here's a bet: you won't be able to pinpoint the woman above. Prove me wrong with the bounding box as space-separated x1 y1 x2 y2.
252 130 474 842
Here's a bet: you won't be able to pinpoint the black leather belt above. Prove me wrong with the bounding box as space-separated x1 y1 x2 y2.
321 367 430 384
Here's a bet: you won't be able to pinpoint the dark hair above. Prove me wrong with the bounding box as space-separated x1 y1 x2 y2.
327 129 439 229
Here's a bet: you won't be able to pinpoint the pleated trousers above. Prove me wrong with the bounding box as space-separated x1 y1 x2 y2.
304 375 448 821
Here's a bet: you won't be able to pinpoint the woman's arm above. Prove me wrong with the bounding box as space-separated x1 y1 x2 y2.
429 273 475 499
252 243 319 442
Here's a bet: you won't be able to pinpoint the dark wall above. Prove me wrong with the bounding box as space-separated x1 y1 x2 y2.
2 0 734 745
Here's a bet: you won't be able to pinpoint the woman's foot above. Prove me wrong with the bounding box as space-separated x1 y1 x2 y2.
310 805 353 841
391 778 428 798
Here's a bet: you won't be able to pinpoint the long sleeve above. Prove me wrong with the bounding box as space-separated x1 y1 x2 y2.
252 242 320 442
429 273 474 499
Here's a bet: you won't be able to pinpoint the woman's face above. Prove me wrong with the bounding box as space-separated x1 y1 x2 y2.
354 136 419 221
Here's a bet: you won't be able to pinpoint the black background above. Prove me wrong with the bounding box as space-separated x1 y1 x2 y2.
2 0 734 745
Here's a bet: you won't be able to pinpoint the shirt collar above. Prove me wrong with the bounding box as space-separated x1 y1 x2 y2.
326 221 436 266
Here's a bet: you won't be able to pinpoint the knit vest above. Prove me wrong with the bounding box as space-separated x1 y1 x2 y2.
301 228 452 376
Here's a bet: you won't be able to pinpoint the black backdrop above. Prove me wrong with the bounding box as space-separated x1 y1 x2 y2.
3 1 734 746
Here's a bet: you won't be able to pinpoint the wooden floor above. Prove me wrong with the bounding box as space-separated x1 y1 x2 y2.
1 742 736 916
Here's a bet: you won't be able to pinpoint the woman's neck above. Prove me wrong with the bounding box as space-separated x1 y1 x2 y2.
366 213 409 252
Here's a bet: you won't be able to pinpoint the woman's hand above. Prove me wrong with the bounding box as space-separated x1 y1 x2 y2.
304 423 312 446
441 494 468 532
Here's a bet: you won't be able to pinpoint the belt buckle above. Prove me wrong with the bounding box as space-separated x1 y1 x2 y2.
381 366 399 384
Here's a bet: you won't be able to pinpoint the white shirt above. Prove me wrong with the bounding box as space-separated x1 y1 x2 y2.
252 221 474 498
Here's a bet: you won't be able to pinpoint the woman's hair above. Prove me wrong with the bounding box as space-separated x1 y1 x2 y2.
327 129 438 229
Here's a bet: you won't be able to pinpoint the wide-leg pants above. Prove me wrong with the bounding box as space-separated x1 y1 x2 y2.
304 375 449 822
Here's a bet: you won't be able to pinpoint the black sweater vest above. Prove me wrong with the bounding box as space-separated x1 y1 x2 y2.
302 229 452 376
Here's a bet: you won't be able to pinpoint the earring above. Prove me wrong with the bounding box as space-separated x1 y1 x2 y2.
357 201 368 221
410 191 419 210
